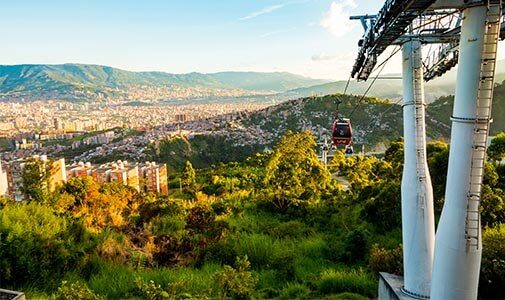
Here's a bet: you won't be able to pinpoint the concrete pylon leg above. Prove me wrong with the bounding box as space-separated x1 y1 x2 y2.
430 5 488 300
401 39 436 298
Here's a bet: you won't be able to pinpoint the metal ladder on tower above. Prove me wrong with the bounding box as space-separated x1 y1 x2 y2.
465 1 502 251
412 41 427 209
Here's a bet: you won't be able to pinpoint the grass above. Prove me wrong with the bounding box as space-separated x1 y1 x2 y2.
317 268 378 298
88 263 221 299
227 211 281 234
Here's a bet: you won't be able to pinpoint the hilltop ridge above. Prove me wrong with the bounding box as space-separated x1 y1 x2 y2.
0 64 328 102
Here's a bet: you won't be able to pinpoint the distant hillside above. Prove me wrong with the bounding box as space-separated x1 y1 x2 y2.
239 94 450 150
427 81 505 136
283 79 454 103
283 59 505 103
148 83 505 169
0 64 327 102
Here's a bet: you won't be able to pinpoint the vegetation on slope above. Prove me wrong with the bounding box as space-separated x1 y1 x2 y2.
1 131 504 299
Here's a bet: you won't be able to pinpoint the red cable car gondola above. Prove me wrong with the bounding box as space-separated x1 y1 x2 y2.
331 118 353 146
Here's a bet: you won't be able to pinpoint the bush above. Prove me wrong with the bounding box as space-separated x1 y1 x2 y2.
199 239 238 266
480 225 505 299
134 278 175 300
56 280 102 300
317 269 377 298
278 283 311 299
341 229 370 263
361 182 401 231
268 220 313 239
0 203 88 287
212 256 258 299
368 244 403 275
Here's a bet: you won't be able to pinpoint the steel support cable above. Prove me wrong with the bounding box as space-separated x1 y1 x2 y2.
409 10 458 33
348 45 401 118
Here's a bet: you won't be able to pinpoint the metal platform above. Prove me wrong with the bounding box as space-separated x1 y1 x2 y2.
351 0 437 81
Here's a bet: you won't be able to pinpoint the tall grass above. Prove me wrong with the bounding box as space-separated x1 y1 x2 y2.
227 212 280 234
317 268 377 298
293 235 332 282
88 262 222 299
231 233 295 271
88 264 137 299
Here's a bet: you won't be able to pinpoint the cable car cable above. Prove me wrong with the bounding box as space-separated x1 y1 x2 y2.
348 45 401 118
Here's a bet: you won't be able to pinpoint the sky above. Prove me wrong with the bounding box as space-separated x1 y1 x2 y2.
2 1 503 80
0 0 389 80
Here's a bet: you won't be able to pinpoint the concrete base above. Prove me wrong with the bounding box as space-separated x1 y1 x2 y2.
378 273 428 300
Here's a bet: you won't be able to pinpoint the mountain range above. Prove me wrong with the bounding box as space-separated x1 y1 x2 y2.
0 64 328 102
3 60 505 104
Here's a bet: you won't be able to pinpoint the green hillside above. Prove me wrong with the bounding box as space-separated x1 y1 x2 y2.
149 81 505 171
0 64 327 101
427 79 505 136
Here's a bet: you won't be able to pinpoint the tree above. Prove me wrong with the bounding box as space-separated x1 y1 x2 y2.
181 161 197 195
21 157 52 203
264 131 330 212
384 137 404 172
488 132 505 161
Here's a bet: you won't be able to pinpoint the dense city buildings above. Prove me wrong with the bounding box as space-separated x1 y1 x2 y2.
68 160 168 195
0 156 168 201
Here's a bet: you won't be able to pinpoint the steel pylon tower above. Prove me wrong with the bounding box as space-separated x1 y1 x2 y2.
401 38 435 298
431 2 502 299
349 1 504 299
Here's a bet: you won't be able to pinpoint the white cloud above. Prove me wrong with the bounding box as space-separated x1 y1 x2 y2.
311 54 338 61
320 0 357 37
240 4 286 21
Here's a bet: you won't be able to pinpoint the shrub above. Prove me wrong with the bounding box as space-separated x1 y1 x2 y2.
97 233 132 264
480 185 505 228
0 203 87 287
341 229 370 263
361 182 401 231
134 278 178 300
368 244 403 275
278 283 311 299
151 214 186 238
480 225 505 299
185 204 216 233
200 239 238 266
317 269 377 298
269 220 313 239
56 280 102 300
212 256 258 299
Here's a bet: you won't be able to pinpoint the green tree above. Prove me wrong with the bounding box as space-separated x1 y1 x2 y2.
488 132 505 161
181 161 197 195
384 137 404 172
21 157 52 203
264 131 330 212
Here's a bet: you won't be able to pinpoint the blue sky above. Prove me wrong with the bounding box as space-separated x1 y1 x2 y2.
0 0 386 79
